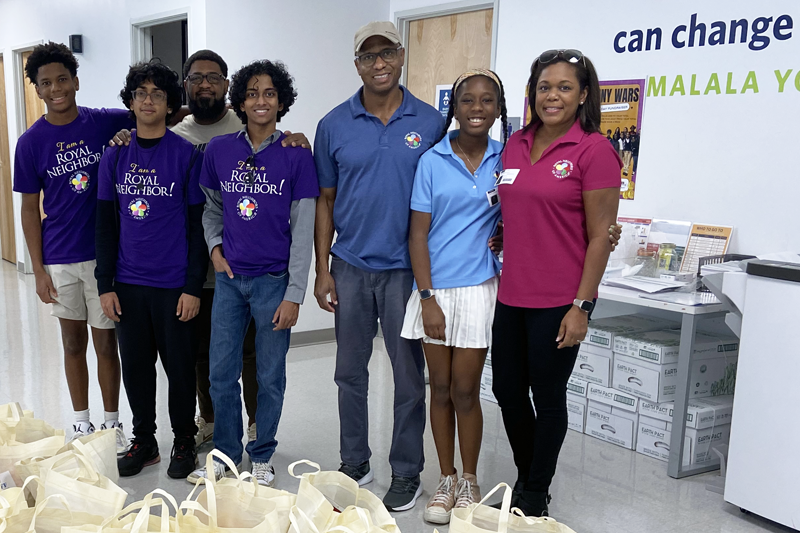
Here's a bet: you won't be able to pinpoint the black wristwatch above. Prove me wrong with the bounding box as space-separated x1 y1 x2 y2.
419 289 435 300
573 298 594 313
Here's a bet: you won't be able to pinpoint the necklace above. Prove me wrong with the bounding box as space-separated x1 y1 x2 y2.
455 136 477 175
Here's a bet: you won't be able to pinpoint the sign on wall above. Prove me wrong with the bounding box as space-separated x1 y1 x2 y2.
600 79 645 200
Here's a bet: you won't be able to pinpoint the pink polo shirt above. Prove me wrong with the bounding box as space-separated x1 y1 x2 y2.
498 120 622 309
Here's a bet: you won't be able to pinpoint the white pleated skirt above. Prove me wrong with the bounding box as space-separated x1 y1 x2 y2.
401 276 499 349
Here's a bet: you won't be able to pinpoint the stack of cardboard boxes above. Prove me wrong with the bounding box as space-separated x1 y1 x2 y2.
566 314 739 467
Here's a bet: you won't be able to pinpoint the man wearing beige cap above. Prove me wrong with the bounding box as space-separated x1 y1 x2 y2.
313 21 444 512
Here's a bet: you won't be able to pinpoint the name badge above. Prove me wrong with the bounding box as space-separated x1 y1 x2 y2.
498 169 519 185
486 188 499 207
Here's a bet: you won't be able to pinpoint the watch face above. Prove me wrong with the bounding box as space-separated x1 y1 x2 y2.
581 300 594 312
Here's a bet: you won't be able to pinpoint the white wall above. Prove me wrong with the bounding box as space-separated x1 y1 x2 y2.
393 0 800 255
0 0 207 267
203 0 390 332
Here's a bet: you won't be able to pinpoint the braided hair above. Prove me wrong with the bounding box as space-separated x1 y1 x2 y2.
436 70 509 147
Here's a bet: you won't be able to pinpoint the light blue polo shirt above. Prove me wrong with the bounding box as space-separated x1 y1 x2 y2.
410 131 503 290
314 86 445 272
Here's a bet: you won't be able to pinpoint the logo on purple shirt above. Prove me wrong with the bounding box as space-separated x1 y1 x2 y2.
237 196 258 220
128 198 150 219
69 171 90 193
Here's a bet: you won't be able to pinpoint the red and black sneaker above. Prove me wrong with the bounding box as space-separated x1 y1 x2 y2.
167 436 197 479
118 439 160 477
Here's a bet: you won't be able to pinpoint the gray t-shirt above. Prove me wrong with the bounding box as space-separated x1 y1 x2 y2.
171 109 244 288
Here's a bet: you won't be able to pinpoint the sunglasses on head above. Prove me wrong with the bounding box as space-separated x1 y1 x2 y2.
536 49 586 67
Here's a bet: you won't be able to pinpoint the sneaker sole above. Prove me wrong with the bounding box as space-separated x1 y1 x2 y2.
356 469 374 486
423 508 452 524
385 483 424 512
119 454 160 477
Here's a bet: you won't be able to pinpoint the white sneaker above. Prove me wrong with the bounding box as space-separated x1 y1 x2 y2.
100 422 129 457
187 459 230 484
247 423 256 444
195 416 214 448
251 460 275 487
70 422 95 442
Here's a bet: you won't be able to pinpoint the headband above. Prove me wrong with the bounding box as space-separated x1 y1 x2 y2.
452 68 502 96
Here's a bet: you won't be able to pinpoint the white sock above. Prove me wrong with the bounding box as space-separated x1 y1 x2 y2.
74 409 90 424
104 411 120 427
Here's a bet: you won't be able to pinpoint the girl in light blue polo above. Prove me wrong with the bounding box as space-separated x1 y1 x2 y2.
401 69 508 525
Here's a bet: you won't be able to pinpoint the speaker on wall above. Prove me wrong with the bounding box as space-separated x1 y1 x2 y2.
69 35 83 54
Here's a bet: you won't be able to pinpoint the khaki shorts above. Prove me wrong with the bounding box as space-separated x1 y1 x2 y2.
44 260 114 329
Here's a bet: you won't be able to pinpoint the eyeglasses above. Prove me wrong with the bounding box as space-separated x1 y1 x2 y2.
536 49 586 67
186 73 225 85
132 89 167 103
243 154 255 184
355 46 403 68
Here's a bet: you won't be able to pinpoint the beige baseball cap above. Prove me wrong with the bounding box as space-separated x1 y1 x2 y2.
354 21 402 55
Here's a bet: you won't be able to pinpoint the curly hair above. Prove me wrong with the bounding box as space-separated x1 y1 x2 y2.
183 49 228 79
229 60 297 124
25 42 79 85
119 59 182 124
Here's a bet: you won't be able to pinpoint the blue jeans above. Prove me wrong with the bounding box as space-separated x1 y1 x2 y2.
209 271 290 465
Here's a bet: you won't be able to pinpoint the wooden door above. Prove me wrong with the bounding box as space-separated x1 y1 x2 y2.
0 56 15 264
405 9 494 108
21 51 45 127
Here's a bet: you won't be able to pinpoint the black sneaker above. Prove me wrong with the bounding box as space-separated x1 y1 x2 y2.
118 439 160 477
167 436 197 479
338 460 373 486
383 474 423 512
518 490 551 517
490 480 524 510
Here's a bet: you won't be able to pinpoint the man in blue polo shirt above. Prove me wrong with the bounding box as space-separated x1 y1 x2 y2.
313 21 444 512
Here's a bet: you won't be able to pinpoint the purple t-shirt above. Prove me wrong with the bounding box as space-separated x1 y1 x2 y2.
200 132 320 276
13 107 133 265
97 129 205 289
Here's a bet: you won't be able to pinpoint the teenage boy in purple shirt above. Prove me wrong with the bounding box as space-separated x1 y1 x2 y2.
190 60 318 486
95 60 207 479
12 42 131 450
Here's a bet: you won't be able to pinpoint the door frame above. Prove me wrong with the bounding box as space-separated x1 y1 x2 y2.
130 8 189 65
395 0 500 87
0 52 16 265
11 41 44 273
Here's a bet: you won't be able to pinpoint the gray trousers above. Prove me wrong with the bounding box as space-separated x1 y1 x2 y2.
330 256 426 477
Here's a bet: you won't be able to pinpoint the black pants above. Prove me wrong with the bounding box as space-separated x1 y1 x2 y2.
491 301 579 492
196 288 258 423
115 282 198 443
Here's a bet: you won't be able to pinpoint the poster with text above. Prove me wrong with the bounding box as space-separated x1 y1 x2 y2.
600 79 645 200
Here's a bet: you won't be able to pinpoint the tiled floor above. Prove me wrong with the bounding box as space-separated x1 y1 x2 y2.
0 261 792 533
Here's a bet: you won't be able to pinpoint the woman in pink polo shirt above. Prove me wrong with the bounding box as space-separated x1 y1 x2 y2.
491 49 621 517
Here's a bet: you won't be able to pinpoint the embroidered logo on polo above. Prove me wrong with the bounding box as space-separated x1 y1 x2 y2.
237 196 258 221
69 171 90 193
552 160 574 179
128 198 150 219
404 132 422 149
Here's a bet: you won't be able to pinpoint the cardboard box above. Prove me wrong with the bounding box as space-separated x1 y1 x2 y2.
585 315 678 349
587 383 639 413
566 376 589 397
639 415 671 431
572 344 613 386
612 353 738 403
567 396 587 433
636 421 690 465
637 396 734 429
584 401 638 450
636 421 730 464
613 329 740 365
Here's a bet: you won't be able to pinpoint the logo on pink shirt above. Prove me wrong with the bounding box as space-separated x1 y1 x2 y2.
552 160 574 179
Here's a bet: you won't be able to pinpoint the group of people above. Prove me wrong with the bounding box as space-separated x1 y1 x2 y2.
14 20 622 523
606 126 639 176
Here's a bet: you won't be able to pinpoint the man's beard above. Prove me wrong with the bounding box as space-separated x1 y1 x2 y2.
189 95 226 121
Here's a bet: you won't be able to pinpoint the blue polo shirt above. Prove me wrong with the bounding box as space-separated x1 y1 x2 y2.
314 86 444 272
410 131 503 290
